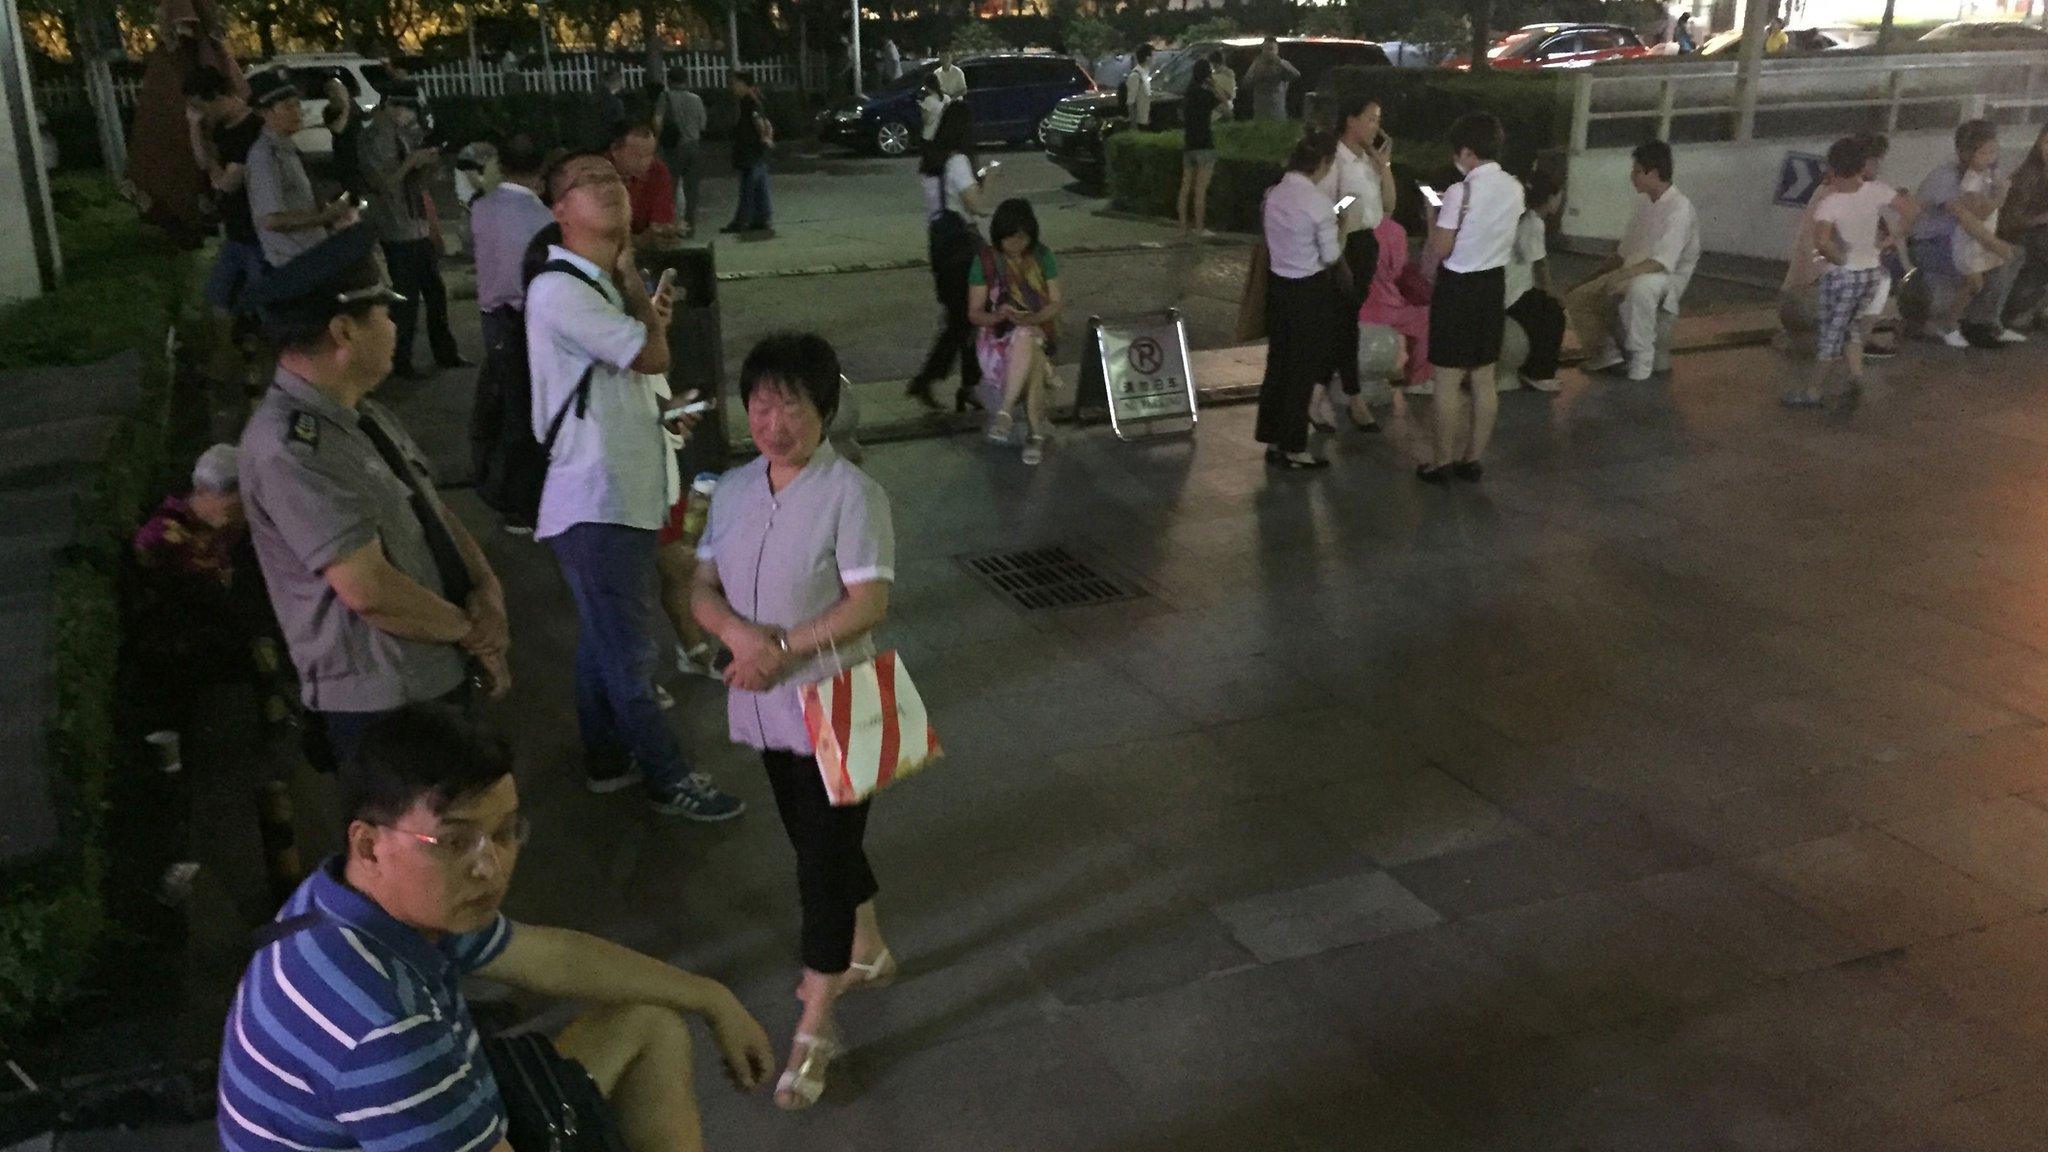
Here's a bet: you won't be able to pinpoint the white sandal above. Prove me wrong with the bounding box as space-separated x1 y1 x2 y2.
847 947 897 991
774 1031 843 1111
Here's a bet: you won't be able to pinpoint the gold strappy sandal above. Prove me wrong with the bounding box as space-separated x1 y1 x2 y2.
774 1031 843 1112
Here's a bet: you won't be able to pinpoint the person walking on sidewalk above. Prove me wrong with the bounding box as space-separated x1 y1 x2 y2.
906 101 994 412
723 71 775 235
238 226 510 772
656 67 707 234
527 151 744 821
467 135 554 535
359 83 466 378
693 333 899 1113
183 66 267 315
1783 136 1917 409
1417 112 1523 483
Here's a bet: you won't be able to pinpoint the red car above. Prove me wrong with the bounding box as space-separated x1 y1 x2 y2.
1446 23 1655 70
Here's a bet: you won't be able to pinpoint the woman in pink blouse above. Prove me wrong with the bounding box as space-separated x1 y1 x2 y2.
1356 215 1432 388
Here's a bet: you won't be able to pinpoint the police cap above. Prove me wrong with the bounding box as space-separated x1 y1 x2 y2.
245 225 406 336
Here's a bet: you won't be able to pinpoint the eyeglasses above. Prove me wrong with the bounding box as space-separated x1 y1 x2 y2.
557 165 626 198
377 813 531 865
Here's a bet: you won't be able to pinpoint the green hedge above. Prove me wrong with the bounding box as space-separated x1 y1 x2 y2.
1108 119 1441 234
0 177 194 1045
1109 70 1570 235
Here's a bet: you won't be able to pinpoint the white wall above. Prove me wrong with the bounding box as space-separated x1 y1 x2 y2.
0 0 56 303
1562 128 1968 261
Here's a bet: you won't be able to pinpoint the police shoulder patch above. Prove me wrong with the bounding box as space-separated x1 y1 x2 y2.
289 411 320 449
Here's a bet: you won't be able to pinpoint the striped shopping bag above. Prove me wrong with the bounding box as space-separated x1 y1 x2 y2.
799 650 943 806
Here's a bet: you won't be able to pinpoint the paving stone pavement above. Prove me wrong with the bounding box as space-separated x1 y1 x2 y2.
326 333 2048 1152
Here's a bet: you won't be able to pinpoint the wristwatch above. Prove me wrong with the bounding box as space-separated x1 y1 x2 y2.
775 631 792 655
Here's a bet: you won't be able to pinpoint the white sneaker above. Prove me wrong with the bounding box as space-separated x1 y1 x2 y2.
1626 360 1653 383
1581 351 1625 375
1522 374 1562 393
1998 328 2029 344
1405 379 1434 397
1940 329 1970 349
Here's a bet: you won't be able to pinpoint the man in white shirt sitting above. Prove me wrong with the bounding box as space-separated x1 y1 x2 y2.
1565 139 1700 382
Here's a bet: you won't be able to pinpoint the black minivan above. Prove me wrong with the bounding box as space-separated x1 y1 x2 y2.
817 53 1094 156
1042 37 1391 184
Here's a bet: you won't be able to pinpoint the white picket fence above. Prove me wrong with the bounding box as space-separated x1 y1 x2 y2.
32 51 824 113
411 52 827 98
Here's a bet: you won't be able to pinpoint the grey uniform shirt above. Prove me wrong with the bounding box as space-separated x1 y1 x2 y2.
246 126 327 266
697 441 895 753
240 369 467 712
358 116 433 244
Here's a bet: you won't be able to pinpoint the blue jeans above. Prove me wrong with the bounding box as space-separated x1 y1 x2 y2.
204 239 267 312
547 523 689 790
731 161 772 230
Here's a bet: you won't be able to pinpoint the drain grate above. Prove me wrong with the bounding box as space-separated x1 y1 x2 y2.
958 545 1146 611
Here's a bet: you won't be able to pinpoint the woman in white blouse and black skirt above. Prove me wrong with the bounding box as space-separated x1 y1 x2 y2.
1418 112 1525 483
1255 129 1344 470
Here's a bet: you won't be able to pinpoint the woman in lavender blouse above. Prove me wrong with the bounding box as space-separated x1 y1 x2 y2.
691 333 897 1112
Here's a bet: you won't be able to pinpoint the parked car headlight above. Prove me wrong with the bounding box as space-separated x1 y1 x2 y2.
835 108 863 121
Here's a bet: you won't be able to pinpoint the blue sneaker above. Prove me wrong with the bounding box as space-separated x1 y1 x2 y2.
650 773 746 822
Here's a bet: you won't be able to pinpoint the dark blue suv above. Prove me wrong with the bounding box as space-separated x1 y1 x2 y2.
817 53 1094 156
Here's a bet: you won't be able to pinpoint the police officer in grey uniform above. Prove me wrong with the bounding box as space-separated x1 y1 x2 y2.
238 225 510 770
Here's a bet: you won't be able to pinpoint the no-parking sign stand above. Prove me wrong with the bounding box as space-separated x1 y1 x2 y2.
1072 310 1200 442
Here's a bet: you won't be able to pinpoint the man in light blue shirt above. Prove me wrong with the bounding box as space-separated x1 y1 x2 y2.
526 151 744 821
467 135 556 533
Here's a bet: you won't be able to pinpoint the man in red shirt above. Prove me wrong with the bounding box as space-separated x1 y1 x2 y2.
606 122 680 238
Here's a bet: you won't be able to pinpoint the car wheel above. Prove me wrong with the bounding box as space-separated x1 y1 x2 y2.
876 121 913 156
1036 116 1052 147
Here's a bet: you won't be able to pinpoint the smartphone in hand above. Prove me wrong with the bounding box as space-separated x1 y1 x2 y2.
1334 195 1357 215
1419 185 1443 209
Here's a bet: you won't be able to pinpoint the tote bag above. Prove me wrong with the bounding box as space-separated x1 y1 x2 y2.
799 650 943 806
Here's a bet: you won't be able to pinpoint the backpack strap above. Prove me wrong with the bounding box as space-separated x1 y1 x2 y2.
531 260 613 455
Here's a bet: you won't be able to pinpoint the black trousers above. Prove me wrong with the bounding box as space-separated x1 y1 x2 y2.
1335 227 1380 395
307 681 472 774
911 216 982 395
1256 271 1344 454
1507 288 1567 381
471 307 543 527
2006 225 2048 328
763 749 878 974
382 238 460 370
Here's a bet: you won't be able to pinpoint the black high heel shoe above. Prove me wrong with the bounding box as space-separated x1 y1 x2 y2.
906 378 939 410
956 386 984 414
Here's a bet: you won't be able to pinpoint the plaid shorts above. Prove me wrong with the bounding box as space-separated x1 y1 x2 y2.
1815 266 1885 361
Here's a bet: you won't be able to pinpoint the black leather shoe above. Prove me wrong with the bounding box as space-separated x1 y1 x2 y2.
1415 463 1450 484
435 354 474 370
1452 460 1484 481
905 379 939 410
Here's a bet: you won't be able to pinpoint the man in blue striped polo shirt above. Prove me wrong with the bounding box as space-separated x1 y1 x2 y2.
218 705 774 1152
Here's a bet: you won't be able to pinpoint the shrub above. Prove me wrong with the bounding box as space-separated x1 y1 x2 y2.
0 176 193 1046
1310 67 1568 176
1180 15 1241 44
949 20 1008 56
1108 118 1442 234
1064 16 1121 63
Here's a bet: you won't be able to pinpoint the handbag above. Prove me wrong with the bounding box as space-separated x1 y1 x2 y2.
799 649 942 806
483 1033 629 1152
1236 237 1271 342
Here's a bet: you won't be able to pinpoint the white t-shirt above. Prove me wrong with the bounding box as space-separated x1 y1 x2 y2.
1503 210 1547 304
1618 186 1698 276
1811 180 1895 271
935 63 967 99
1125 67 1152 127
920 153 978 223
525 246 679 541
1437 161 1525 274
1315 140 1385 237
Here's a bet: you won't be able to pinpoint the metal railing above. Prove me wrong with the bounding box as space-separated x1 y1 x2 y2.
31 51 826 112
1568 49 2048 150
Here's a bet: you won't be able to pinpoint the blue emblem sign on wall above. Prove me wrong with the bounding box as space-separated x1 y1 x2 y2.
1775 152 1826 208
